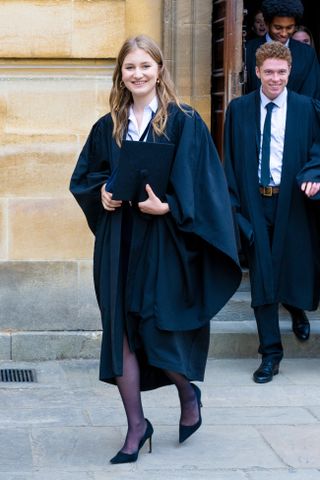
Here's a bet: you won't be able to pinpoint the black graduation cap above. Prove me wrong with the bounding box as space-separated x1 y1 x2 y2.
108 141 175 202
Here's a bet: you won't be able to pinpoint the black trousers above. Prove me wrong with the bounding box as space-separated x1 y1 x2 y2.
253 195 283 362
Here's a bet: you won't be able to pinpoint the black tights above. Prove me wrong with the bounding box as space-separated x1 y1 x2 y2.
164 369 199 426
115 335 199 454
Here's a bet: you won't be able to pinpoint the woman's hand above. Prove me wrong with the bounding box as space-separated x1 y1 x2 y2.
138 184 170 215
101 184 122 211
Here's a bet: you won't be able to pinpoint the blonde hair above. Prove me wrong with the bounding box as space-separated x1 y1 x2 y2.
109 35 181 146
256 41 292 67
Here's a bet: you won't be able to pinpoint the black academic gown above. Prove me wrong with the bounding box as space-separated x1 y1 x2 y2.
310 100 320 258
70 103 242 390
245 36 320 99
224 90 320 309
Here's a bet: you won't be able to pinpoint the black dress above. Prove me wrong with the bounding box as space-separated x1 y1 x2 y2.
70 103 242 390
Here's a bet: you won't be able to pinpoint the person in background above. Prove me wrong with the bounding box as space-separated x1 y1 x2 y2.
247 9 268 41
225 41 320 384
292 25 315 47
245 0 320 99
70 35 241 464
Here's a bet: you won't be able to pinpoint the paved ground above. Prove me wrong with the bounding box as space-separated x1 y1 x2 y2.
0 358 320 480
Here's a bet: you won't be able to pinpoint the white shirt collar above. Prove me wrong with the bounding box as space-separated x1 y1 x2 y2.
149 95 158 113
128 96 158 120
266 33 290 48
260 87 287 109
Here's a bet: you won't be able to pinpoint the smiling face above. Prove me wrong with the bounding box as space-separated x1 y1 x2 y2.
253 12 267 37
121 48 159 104
268 16 296 44
255 58 291 100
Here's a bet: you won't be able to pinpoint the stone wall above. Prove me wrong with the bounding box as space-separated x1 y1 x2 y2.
163 0 212 124
0 0 213 361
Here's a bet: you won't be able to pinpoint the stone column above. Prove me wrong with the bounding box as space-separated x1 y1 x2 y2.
163 0 212 124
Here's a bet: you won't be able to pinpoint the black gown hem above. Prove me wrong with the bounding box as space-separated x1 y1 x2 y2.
143 358 205 382
99 357 205 389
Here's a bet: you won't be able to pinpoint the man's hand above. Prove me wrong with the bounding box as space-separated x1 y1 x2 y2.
301 181 320 198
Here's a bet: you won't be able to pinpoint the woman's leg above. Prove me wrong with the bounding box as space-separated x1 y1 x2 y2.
164 370 199 426
115 335 147 453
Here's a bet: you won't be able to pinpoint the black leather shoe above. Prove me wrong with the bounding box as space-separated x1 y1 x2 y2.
291 311 310 341
253 359 280 384
283 304 310 341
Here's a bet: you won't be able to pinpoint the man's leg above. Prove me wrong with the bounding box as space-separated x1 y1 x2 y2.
252 303 283 383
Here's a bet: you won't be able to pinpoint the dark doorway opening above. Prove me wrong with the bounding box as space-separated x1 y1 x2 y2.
211 0 243 156
243 0 320 57
210 0 320 154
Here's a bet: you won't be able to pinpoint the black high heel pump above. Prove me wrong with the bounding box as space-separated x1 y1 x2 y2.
110 418 154 464
179 384 202 443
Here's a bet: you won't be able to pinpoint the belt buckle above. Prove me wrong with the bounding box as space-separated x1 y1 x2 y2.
263 186 273 197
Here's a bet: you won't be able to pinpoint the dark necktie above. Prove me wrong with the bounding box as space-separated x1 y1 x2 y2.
261 102 275 187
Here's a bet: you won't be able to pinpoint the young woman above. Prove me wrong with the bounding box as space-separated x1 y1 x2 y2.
70 35 241 464
292 25 315 47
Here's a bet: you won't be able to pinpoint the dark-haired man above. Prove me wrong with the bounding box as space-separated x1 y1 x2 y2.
245 0 320 99
225 42 320 383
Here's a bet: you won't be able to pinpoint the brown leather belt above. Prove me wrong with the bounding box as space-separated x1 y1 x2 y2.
259 186 280 197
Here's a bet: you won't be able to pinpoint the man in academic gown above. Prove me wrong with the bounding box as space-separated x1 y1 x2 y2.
224 41 320 383
244 0 320 342
245 0 320 99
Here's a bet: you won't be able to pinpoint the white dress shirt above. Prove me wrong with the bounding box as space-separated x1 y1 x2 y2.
258 88 287 186
126 96 158 142
266 33 290 47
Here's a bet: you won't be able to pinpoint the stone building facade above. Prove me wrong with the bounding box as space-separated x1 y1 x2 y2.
0 0 213 360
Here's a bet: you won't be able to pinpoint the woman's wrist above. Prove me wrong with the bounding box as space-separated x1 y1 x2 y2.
161 202 170 214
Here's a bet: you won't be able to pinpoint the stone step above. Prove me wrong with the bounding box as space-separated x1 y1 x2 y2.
1 319 320 361
215 290 320 322
208 320 320 358
1 263 319 361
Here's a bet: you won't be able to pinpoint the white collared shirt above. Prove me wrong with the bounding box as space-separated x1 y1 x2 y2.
258 87 287 186
126 96 158 142
266 33 290 47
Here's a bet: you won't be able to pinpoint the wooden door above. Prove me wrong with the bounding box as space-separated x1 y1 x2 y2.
211 0 244 156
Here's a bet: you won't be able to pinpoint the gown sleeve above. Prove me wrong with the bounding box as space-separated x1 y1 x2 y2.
164 108 242 317
166 109 240 264
223 101 254 245
69 117 111 234
296 100 320 201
